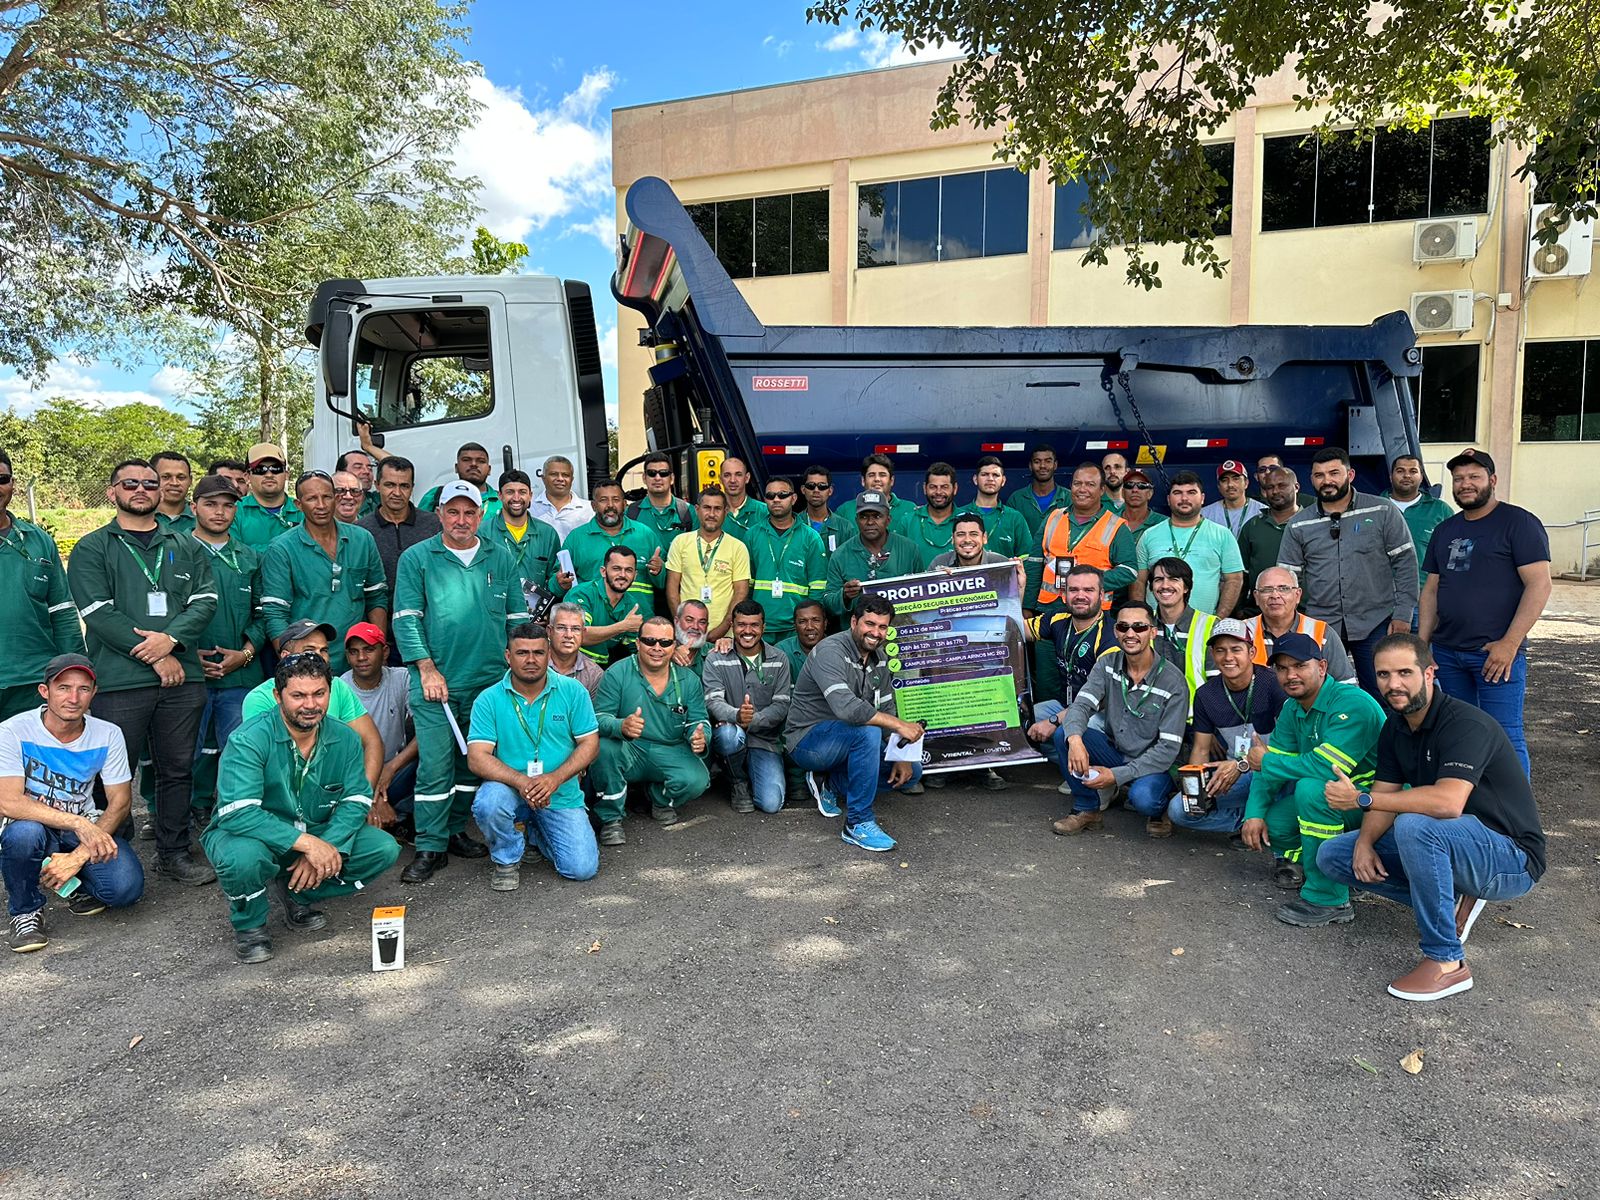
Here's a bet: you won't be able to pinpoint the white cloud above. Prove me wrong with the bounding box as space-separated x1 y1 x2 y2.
596 319 618 371
0 364 167 415
148 364 196 399
819 29 859 51
762 35 794 57
819 26 962 68
454 70 615 248
562 212 619 250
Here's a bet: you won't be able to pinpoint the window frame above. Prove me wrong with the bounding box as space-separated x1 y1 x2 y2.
856 166 1030 269
1520 339 1594 444
685 189 831 279
358 306 498 434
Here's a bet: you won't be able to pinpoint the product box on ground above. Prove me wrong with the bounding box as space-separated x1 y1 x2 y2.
372 905 405 971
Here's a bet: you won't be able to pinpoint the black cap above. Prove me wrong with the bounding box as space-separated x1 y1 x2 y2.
1445 447 1495 474
281 619 338 646
192 474 239 501
43 653 97 684
1268 631 1325 664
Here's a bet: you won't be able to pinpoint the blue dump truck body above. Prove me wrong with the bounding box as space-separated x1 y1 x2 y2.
612 175 1424 500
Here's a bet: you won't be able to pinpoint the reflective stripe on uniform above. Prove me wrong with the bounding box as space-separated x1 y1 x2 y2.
214 798 262 818
1298 817 1345 839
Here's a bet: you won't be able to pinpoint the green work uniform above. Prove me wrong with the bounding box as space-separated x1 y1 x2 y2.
1383 490 1454 588
590 656 710 822
561 516 664 607
243 676 369 724
419 482 500 521
467 669 599 811
68 521 217 692
567 579 642 664
1005 484 1071 538
891 505 965 569
773 635 814 682
232 495 303 552
629 496 694 545
804 510 855 560
742 519 828 636
0 518 84 721
969 503 1033 560
822 534 922 618
479 512 562 600
722 497 763 539
1245 677 1386 907
189 536 266 805
1125 511 1168 545
157 508 196 535
393 535 529 852
202 713 399 932
358 491 381 520
260 524 388 675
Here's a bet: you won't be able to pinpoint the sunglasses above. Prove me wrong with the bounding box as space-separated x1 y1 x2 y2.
637 635 675 648
1115 621 1154 633
115 479 161 492
296 470 332 487
1125 482 1153 492
0 474 12 486
644 469 672 479
801 481 829 490
250 463 285 475
1327 511 1342 541
764 491 794 501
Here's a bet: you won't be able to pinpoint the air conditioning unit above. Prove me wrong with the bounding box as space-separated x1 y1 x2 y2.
1410 290 1475 334
1529 203 1595 279
1412 217 1478 264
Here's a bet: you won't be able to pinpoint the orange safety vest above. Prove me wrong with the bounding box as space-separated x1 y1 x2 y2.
1248 614 1329 667
1038 508 1127 604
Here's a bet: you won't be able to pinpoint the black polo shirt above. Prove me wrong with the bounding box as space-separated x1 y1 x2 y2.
358 504 442 594
1376 688 1546 880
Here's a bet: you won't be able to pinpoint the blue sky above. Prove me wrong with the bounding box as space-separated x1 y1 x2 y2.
0 2 952 420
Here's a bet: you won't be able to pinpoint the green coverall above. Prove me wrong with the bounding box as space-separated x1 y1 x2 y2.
260 524 388 675
822 534 923 618
590 656 710 821
231 495 302 553
0 517 84 721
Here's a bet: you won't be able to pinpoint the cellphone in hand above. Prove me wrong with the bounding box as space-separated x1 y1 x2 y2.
40 856 81 898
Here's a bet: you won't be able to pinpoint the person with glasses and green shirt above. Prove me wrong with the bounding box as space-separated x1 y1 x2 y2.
331 471 367 524
335 449 381 519
822 491 921 619
799 465 854 559
1118 468 1166 542
704 600 792 814
260 471 388 676
742 474 827 638
0 449 86 722
232 443 303 551
590 614 711 844
626 452 695 544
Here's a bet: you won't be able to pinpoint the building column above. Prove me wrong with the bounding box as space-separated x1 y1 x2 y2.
1228 107 1258 326
830 158 851 325
1489 142 1531 479
1029 167 1053 325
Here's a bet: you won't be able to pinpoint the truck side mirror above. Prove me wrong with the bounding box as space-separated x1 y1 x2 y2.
323 306 354 400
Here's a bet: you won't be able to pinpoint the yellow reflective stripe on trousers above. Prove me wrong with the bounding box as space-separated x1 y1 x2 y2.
1298 817 1345 838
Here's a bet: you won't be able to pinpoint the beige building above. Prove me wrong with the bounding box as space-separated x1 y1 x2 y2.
613 60 1599 571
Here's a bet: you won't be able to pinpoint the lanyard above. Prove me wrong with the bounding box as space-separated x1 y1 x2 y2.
510 686 552 749
290 736 320 820
1066 613 1104 658
1066 513 1102 551
1167 520 1203 560
741 654 766 686
120 535 163 588
196 535 241 574
0 524 43 565
1119 654 1158 717
1224 673 1257 725
696 534 723 573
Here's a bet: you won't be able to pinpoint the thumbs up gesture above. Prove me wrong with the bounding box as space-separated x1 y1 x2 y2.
1323 759 1362 810
648 547 664 575
737 692 755 728
621 706 645 740
621 604 644 633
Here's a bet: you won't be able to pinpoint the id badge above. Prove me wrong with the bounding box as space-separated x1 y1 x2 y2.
527 760 544 777
1054 556 1074 578
700 584 713 604
770 578 783 599
827 535 837 553
1232 733 1253 759
147 591 169 618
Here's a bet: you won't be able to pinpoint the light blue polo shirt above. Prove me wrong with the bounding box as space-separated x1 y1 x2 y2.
467 669 598 810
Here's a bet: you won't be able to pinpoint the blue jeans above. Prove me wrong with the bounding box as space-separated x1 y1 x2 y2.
1165 769 1254 833
1318 813 1535 962
471 781 598 881
790 722 922 827
1432 643 1530 776
1341 623 1388 701
711 724 786 812
1 821 146 918
1062 727 1171 816
384 762 417 821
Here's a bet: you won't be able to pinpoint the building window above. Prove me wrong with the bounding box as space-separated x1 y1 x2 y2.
685 190 830 279
856 168 1029 268
1261 116 1490 231
1522 340 1599 442
1052 143 1233 250
1415 344 1479 444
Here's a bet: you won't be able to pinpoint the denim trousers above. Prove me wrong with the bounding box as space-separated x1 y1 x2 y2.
1318 813 1535 962
1 822 145 917
711 724 786 813
472 781 599 880
1431 643 1530 776
790 722 922 827
1061 727 1170 817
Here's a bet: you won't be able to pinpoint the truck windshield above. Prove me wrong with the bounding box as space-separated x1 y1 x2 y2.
356 305 495 431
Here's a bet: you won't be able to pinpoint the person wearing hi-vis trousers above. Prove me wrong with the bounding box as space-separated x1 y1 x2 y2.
1239 631 1386 928
202 653 399 964
590 615 711 846
392 481 529 884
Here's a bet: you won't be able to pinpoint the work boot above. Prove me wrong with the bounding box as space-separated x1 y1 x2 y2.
401 850 448 884
1275 897 1356 927
490 863 521 892
234 926 274 964
1052 811 1102 836
651 804 680 826
446 832 489 859
924 775 947 790
1145 816 1174 839
157 851 217 887
1273 858 1306 889
273 878 328 931
730 780 755 814
599 821 626 846
982 769 1007 792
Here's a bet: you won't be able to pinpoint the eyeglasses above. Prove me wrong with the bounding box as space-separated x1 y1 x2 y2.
764 491 794 501
644 469 672 478
1114 621 1154 633
115 479 161 492
801 481 829 490
637 635 675 648
296 470 332 488
333 487 363 497
250 463 285 475
1256 585 1297 597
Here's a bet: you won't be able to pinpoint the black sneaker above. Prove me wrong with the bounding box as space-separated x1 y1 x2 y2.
730 780 755 814
67 892 108 917
157 851 217 887
273 878 328 931
1275 897 1356 927
8 910 47 953
234 926 274 964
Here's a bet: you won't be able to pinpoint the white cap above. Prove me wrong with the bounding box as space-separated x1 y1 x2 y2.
438 480 482 507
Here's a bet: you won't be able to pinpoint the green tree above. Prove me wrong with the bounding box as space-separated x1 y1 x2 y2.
807 2 1598 288
20 397 214 505
467 227 530 275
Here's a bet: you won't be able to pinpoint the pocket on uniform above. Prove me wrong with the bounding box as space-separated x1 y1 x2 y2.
24 570 51 600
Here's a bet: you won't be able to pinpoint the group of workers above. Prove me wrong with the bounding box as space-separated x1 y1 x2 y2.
0 435 1552 1003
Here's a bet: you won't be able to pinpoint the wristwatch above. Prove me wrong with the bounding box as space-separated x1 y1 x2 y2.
1234 753 1250 774
1357 791 1373 810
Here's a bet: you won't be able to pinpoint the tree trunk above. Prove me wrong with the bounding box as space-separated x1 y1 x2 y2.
256 324 273 442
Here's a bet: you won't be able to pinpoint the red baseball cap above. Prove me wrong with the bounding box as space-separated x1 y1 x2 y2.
1217 460 1248 478
344 621 388 647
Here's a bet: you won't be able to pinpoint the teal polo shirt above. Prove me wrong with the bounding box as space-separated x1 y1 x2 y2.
467 670 599 810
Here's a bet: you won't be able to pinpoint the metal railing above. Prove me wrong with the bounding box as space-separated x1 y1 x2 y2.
1545 508 1600 581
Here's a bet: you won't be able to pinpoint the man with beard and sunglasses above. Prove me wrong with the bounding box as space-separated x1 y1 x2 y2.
232 443 303 551
1316 634 1546 1003
1051 601 1188 838
1278 447 1417 699
1418 449 1549 776
68 459 217 886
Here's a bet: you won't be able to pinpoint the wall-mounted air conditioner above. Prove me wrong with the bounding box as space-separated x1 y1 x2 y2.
1409 290 1475 334
1528 203 1594 279
1412 217 1478 264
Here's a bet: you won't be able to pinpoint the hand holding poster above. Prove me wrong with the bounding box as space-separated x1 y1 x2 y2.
863 563 1041 774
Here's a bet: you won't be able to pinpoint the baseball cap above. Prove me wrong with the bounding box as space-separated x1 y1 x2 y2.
1207 617 1251 645
344 621 387 647
854 490 891 515
282 619 337 646
1217 460 1248 478
247 442 286 467
192 474 239 502
1123 468 1152 486
1268 631 1326 664
1445 447 1496 474
43 653 96 685
438 480 483 507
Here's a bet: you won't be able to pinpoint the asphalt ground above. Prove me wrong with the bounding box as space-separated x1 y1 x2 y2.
5 590 1598 1199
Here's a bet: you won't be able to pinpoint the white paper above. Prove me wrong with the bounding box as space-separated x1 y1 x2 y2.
441 702 468 755
885 733 924 763
556 549 574 576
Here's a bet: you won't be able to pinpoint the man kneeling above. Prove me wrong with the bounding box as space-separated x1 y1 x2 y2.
704 600 792 814
1317 634 1546 1002
202 653 400 963
468 623 600 889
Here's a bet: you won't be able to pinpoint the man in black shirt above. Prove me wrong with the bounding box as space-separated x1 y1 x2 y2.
1318 633 1546 1003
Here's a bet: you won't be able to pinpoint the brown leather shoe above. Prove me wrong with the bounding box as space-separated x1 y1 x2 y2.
1052 811 1102 836
1145 816 1174 839
1455 895 1487 943
1386 958 1474 1003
